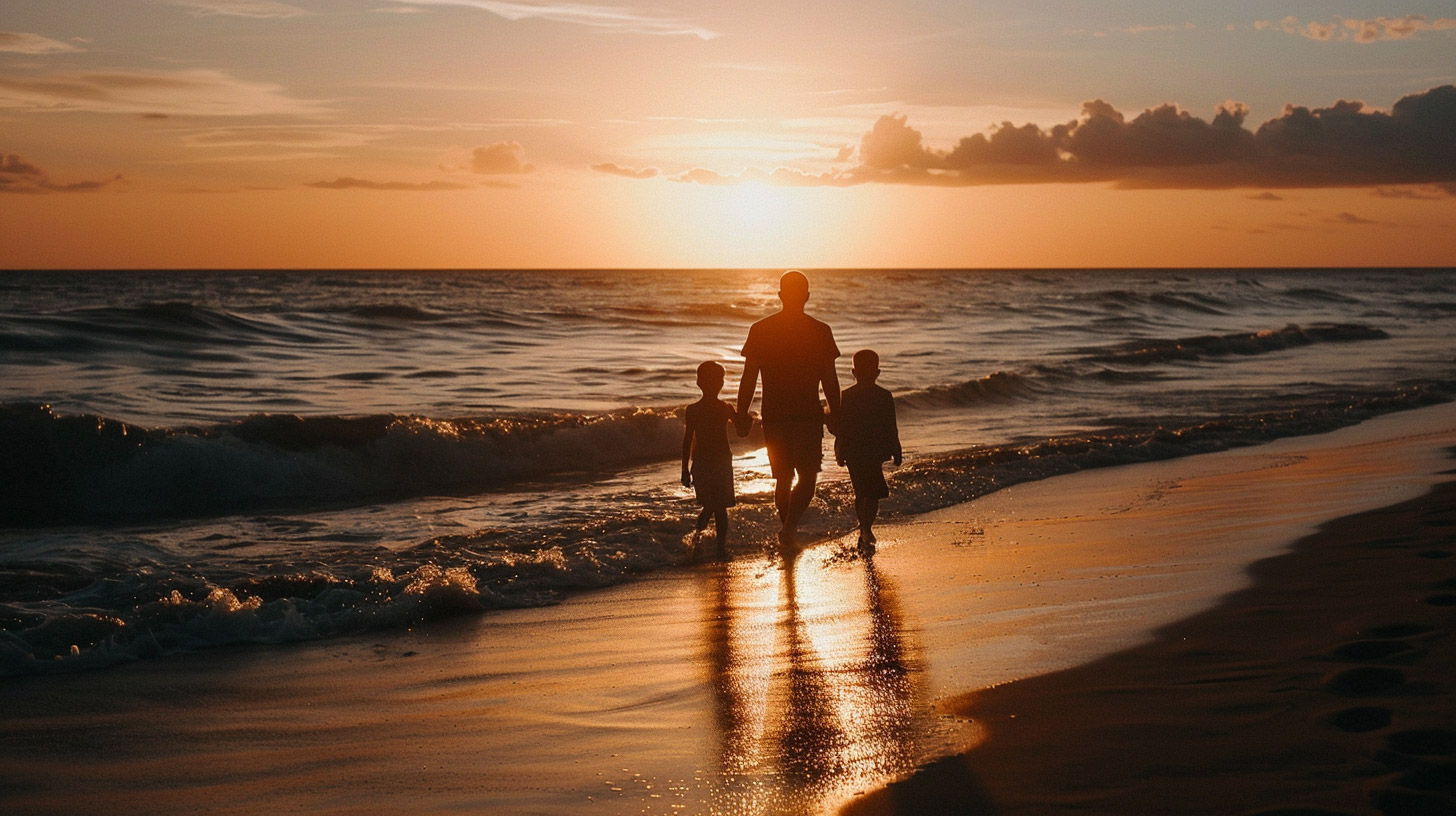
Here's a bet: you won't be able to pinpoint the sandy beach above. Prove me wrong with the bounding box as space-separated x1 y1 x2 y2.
5 403 1456 815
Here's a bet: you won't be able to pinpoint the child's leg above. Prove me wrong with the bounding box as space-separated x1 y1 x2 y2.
713 509 729 553
863 497 880 539
695 507 712 532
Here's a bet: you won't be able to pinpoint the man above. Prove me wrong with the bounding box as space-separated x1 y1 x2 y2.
736 270 840 547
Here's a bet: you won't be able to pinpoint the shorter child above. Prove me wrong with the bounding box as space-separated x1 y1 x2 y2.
834 349 902 554
682 360 741 558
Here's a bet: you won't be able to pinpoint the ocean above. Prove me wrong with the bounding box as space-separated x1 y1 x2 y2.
3 267 1454 675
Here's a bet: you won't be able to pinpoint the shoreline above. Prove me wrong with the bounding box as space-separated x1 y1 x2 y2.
5 405 1456 814
847 470 1456 815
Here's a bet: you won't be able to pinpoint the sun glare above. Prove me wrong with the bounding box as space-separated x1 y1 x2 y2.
722 183 795 243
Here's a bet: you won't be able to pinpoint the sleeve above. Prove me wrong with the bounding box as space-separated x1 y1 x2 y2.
741 323 760 359
822 323 840 362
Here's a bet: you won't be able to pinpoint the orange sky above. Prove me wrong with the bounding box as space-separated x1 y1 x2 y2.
2 1 1454 269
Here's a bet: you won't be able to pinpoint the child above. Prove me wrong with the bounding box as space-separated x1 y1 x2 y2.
834 349 902 554
682 360 741 558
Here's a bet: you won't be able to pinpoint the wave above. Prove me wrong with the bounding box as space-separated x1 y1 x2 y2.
897 323 1388 412
1079 323 1388 367
2 379 1449 677
897 370 1049 410
0 404 685 526
0 301 326 355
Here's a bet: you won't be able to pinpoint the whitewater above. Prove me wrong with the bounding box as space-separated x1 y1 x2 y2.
2 267 1453 674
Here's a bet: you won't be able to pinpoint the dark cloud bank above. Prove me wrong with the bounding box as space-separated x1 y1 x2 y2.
1 153 117 193
670 86 1456 191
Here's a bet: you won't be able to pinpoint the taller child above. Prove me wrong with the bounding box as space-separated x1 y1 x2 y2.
736 270 841 548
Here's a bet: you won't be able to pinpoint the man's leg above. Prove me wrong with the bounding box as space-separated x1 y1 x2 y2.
774 477 792 522
783 467 817 538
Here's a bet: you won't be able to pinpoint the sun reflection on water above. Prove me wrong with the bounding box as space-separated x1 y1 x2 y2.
698 546 940 815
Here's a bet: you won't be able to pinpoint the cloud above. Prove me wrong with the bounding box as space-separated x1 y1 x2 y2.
307 176 474 191
1256 15 1456 43
591 162 657 179
0 152 118 193
1326 211 1387 226
670 166 853 187
388 1 717 39
165 1 311 18
180 125 389 149
1082 22 1196 37
843 85 1456 190
1372 185 1451 200
471 141 534 174
0 31 82 54
0 69 330 116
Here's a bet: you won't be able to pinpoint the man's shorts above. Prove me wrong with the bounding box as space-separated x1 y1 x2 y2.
845 458 889 500
762 419 823 478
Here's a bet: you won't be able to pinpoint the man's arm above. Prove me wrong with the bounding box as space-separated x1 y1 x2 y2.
821 358 841 431
735 357 759 437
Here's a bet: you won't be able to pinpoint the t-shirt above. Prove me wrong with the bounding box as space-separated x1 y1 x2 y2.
741 311 839 424
685 398 734 466
835 382 900 463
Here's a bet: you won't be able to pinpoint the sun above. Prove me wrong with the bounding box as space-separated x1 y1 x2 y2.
722 182 795 242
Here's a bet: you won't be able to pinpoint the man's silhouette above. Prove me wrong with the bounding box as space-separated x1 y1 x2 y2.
736 270 840 547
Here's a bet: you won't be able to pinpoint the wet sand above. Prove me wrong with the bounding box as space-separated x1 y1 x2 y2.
5 404 1456 815
848 434 1456 814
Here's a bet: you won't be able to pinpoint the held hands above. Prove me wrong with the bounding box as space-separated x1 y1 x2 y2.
893 453 903 467
733 410 753 438
681 466 692 488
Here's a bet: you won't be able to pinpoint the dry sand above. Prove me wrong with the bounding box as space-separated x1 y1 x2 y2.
5 404 1456 815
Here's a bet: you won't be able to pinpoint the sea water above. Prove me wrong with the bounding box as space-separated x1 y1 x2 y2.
2 267 1454 673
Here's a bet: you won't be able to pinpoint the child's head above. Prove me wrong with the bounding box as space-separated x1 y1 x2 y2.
852 349 880 384
696 360 725 396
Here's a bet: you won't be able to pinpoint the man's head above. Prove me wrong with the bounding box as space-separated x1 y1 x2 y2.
852 348 879 384
778 270 810 310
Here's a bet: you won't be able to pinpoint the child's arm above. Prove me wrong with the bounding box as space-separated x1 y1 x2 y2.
681 419 694 487
889 393 902 466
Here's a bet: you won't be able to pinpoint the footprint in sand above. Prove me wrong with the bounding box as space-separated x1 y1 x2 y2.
1321 705 1394 733
1330 640 1423 663
1323 666 1408 697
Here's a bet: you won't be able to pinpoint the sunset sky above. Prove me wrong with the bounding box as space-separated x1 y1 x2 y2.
2 0 1454 269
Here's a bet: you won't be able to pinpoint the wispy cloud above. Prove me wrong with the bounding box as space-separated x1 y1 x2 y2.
1255 15 1456 43
591 162 657 179
164 0 312 18
179 125 391 149
470 141 534 174
308 176 474 191
0 31 82 54
389 0 717 39
1372 185 1454 200
1075 22 1195 38
0 153 118 193
671 166 853 187
0 69 330 116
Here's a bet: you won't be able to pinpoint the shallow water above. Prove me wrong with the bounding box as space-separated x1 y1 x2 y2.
2 267 1454 673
